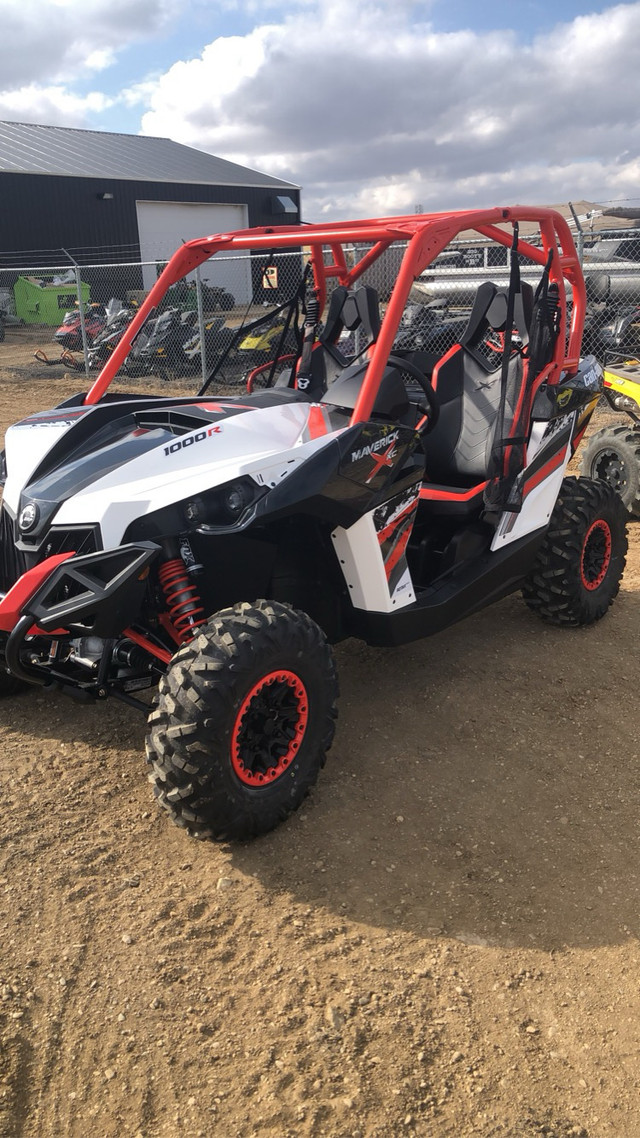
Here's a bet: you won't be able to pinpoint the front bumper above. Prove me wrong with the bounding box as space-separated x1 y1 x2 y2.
0 542 160 640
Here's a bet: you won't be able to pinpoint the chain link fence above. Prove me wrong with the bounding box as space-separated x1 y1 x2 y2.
2 227 640 387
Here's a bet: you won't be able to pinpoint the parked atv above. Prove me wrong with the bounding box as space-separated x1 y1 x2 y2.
580 353 640 515
0 208 627 843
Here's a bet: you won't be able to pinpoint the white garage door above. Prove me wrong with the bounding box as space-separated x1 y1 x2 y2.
136 200 251 302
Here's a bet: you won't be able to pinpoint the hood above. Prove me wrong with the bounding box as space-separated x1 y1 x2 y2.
7 393 341 549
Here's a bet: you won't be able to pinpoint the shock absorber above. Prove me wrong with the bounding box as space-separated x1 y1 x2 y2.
158 539 206 644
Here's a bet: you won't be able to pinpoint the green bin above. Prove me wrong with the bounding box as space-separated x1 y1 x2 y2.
13 275 90 326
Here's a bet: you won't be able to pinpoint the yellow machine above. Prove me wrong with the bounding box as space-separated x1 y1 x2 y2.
580 356 640 515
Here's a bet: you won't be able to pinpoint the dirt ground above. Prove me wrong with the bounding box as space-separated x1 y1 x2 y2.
0 326 638 1138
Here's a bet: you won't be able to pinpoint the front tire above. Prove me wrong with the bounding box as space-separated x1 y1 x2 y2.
580 424 640 516
522 476 627 626
146 600 339 841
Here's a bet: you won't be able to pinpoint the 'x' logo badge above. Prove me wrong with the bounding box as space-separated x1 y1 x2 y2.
366 441 397 483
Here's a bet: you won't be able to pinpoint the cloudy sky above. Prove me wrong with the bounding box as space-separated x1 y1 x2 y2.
2 0 640 220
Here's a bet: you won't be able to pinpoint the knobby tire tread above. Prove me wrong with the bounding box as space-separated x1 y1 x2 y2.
580 424 640 517
146 600 338 841
522 476 627 626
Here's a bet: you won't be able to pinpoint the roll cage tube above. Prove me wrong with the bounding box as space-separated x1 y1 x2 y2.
84 207 586 420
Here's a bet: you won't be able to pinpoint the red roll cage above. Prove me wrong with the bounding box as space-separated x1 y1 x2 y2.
85 206 586 422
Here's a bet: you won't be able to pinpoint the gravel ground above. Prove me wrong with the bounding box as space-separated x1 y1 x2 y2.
0 326 638 1138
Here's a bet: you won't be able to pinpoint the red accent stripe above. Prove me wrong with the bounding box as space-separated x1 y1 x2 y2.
383 526 413 582
430 343 460 393
306 405 328 439
419 481 488 502
376 498 419 543
522 449 565 497
572 422 589 451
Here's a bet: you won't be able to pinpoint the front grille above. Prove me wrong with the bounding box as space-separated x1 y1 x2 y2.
36 525 101 563
1 505 101 596
0 506 27 593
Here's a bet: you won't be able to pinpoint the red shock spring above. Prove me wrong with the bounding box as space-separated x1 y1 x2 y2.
158 558 206 643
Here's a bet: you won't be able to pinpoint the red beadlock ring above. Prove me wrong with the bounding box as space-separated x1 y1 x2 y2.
231 670 309 786
580 518 612 591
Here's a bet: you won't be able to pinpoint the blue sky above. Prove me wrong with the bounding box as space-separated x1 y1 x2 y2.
2 1 639 220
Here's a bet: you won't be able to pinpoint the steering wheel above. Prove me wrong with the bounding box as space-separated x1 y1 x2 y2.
386 353 440 434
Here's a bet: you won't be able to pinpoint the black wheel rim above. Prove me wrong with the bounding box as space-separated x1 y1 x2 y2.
231 670 309 786
581 519 612 591
593 449 628 495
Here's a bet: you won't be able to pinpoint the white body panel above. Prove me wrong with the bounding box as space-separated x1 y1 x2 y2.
49 403 342 548
331 484 419 613
491 413 576 550
3 410 86 514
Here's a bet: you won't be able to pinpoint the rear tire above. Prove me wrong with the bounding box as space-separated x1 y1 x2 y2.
522 476 627 626
580 425 640 516
146 600 339 841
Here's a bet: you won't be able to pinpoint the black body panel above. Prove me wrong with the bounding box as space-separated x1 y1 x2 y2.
347 528 545 646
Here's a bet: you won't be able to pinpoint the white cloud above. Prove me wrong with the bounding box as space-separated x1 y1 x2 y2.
0 85 113 127
0 0 179 125
138 0 640 219
2 0 639 221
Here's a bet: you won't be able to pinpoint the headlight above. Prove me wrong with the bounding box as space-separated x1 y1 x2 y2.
19 502 39 533
184 477 264 527
124 477 266 543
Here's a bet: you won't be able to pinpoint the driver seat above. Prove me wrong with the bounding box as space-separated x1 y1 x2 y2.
285 285 383 401
423 281 533 487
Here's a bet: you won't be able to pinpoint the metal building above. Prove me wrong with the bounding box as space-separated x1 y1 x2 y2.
0 120 301 292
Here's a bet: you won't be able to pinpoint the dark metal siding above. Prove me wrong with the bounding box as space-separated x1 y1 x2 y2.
0 172 301 264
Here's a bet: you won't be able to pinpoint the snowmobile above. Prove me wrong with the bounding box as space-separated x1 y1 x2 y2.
0 207 627 842
87 298 139 371
136 306 199 378
53 303 105 351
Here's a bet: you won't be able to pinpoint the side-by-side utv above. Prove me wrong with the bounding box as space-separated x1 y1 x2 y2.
0 207 626 840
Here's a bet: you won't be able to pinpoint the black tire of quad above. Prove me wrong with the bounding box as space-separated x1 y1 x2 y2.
522 476 627 626
146 600 339 841
579 425 640 517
